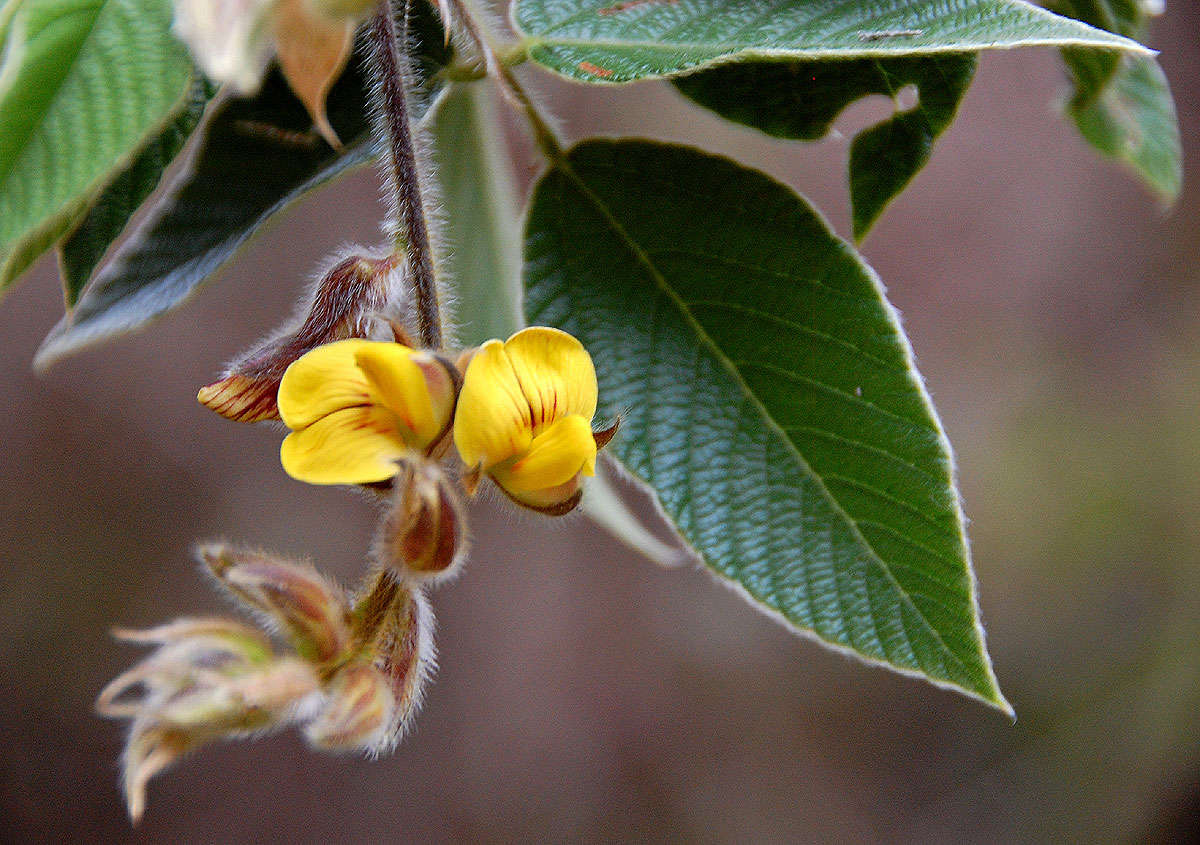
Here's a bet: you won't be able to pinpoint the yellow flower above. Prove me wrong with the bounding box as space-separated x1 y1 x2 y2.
277 339 457 485
454 327 611 514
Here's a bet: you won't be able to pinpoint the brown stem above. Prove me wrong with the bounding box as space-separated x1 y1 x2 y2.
368 0 443 349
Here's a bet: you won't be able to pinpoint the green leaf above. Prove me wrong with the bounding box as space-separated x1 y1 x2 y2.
0 0 192 292
523 139 1008 708
35 4 452 368
1065 54 1181 199
512 0 1147 83
1053 0 1181 200
429 82 688 567
674 54 977 240
58 77 214 306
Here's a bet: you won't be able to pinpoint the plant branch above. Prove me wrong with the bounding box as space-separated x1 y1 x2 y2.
368 0 443 349
443 0 564 163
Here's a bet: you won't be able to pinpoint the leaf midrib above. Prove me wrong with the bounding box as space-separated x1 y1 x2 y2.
552 146 975 682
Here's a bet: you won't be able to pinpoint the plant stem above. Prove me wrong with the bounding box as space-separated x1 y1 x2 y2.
369 0 443 350
444 0 564 163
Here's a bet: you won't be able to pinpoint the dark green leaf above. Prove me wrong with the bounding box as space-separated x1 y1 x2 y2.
0 0 192 292
674 55 977 240
58 78 214 306
524 139 1008 708
512 0 1145 84
36 6 452 368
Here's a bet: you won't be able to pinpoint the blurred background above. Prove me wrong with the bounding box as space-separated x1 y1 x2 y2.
2 2 1198 841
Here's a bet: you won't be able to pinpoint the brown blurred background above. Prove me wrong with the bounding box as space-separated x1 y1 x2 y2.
2 3 1199 841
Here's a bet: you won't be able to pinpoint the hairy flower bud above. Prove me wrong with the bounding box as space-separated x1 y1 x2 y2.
98 619 320 822
375 456 467 581
304 662 393 752
200 543 352 663
198 254 402 423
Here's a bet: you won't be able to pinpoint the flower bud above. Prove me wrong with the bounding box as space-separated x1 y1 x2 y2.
304 662 393 752
200 544 352 663
358 582 434 751
99 620 320 823
198 254 400 423
375 456 467 581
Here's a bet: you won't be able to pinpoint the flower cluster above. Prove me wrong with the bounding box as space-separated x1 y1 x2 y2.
102 311 612 821
98 545 432 823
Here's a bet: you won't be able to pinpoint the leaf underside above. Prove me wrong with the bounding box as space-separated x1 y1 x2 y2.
674 54 977 239
512 0 1145 83
523 139 1007 708
58 77 215 306
1065 53 1181 200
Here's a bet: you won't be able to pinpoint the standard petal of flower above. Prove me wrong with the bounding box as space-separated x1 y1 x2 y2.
353 345 442 448
454 339 534 470
494 414 597 494
504 327 598 430
280 406 409 484
277 339 384 430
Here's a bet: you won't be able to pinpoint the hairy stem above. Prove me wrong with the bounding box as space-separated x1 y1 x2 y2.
443 0 564 162
368 0 443 349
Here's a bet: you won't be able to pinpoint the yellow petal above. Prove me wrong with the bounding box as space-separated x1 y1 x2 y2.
353 345 450 449
493 414 597 494
280 406 409 484
278 339 382 430
504 327 598 432
453 339 533 470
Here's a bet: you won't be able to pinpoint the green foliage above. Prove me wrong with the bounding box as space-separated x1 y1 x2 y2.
1066 55 1181 199
1 0 1181 708
512 0 1144 83
58 78 214 306
0 0 192 292
524 140 1007 707
35 5 451 368
675 54 977 239
1054 0 1181 199
36 65 376 368
430 83 524 348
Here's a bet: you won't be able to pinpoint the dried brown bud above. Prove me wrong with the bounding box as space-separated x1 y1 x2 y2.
198 253 401 423
374 457 467 582
199 543 352 663
99 620 320 822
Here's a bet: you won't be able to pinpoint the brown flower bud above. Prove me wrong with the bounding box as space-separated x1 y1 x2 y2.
199 543 352 663
374 456 467 582
368 584 434 750
304 662 393 752
99 620 320 823
198 253 402 423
